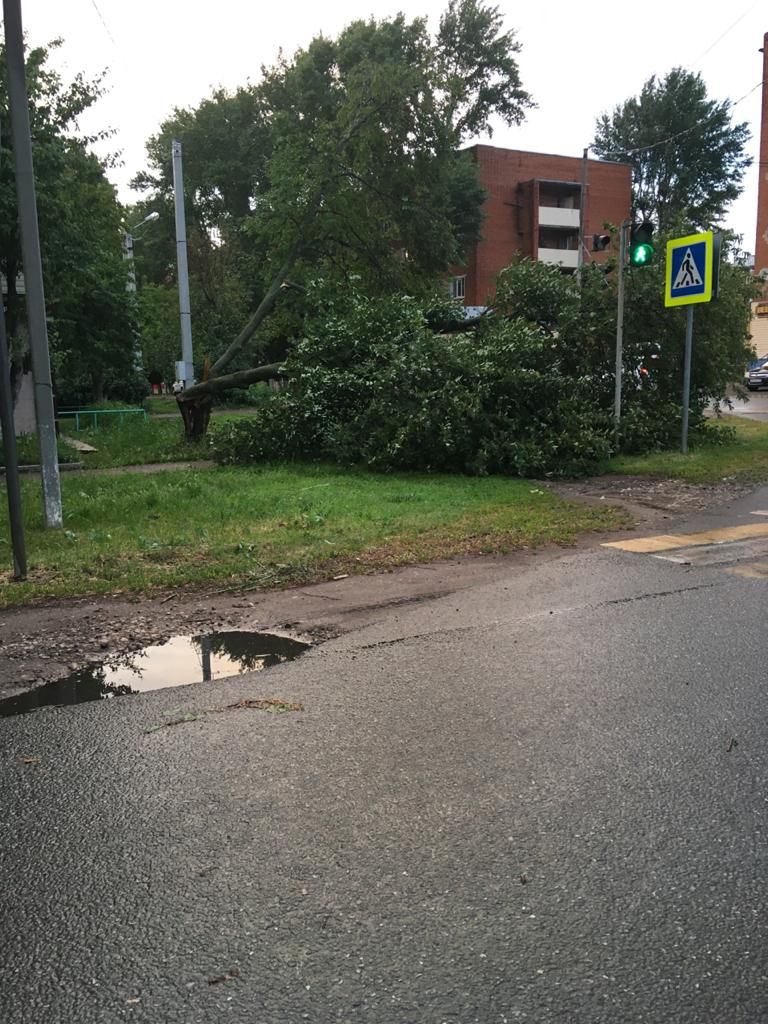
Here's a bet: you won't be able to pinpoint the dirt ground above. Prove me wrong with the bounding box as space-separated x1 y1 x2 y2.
552 472 752 516
0 474 752 703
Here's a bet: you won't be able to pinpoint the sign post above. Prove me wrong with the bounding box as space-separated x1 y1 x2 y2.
664 231 717 453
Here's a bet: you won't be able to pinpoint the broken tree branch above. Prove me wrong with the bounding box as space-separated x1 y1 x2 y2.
182 362 284 398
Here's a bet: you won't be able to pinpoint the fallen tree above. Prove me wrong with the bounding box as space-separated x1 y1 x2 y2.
142 0 533 438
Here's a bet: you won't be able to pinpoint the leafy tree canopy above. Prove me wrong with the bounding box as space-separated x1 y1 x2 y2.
592 68 751 231
0 37 138 402
133 0 532 434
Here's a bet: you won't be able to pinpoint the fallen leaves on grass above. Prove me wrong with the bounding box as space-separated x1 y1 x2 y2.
209 563 311 596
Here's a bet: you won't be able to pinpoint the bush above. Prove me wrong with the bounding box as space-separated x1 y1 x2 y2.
211 290 613 477
211 248 755 476
54 368 149 408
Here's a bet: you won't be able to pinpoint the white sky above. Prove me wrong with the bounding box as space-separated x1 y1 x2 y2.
18 0 768 253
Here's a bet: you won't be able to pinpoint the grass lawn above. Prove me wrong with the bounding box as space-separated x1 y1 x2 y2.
0 433 79 468
57 417 207 469
144 395 177 415
605 416 768 484
0 464 625 607
1 417 204 471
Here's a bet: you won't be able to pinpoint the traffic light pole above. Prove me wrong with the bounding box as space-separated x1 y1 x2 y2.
681 306 694 454
614 220 630 439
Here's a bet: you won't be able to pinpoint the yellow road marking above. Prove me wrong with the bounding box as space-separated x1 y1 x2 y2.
603 522 768 553
724 562 768 579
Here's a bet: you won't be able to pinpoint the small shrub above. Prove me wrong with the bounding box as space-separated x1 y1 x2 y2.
690 419 738 448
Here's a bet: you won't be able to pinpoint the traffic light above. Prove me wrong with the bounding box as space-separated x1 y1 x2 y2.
592 233 611 252
629 221 654 267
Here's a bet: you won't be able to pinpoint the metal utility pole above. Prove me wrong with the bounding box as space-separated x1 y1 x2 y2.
614 220 630 438
0 296 27 579
122 211 158 373
171 140 194 388
3 0 62 528
122 231 137 293
576 147 589 283
121 231 141 373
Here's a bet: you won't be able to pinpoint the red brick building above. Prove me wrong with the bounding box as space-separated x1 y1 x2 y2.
453 145 632 307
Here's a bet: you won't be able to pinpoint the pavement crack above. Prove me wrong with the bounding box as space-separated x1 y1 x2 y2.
352 621 488 652
600 582 720 607
322 582 726 657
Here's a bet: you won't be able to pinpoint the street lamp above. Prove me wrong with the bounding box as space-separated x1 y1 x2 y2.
121 211 159 371
122 211 160 292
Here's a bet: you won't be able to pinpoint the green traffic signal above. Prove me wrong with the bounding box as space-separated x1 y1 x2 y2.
629 221 655 267
630 242 654 266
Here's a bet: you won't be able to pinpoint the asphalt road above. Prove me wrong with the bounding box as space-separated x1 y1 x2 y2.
725 387 768 420
2 489 768 1023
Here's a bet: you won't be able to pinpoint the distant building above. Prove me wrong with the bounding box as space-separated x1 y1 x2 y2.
752 299 768 355
449 145 632 307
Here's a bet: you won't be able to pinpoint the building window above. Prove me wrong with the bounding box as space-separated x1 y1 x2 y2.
449 275 466 300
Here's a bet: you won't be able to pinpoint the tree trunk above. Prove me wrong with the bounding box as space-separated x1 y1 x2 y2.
183 362 284 399
177 394 213 442
4 259 24 401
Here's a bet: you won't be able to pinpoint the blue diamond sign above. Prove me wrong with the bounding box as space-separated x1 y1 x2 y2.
665 231 714 307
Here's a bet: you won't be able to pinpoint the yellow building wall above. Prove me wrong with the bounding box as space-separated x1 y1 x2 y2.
750 302 768 356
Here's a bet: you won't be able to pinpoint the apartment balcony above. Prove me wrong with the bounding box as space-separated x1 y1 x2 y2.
538 206 580 229
538 247 579 269
0 273 26 295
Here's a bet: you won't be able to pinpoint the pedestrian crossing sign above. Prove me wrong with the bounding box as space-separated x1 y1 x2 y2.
665 231 714 307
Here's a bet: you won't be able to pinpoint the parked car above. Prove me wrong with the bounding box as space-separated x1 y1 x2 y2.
747 356 768 391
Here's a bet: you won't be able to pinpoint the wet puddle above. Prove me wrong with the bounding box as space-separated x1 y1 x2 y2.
0 631 309 717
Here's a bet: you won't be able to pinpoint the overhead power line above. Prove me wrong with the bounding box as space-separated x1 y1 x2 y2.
692 1 761 66
89 0 117 47
599 78 763 162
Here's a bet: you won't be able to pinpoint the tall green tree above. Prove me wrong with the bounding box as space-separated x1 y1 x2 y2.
0 37 137 403
136 0 532 438
48 147 140 403
592 68 751 231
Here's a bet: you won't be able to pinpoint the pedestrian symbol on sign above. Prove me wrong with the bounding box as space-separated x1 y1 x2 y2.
672 248 703 289
665 232 714 307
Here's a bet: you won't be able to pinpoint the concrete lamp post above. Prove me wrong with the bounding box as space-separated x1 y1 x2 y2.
122 211 160 292
122 211 159 371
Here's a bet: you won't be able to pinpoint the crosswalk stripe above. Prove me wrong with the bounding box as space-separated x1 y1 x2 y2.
603 523 768 553
724 562 768 579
